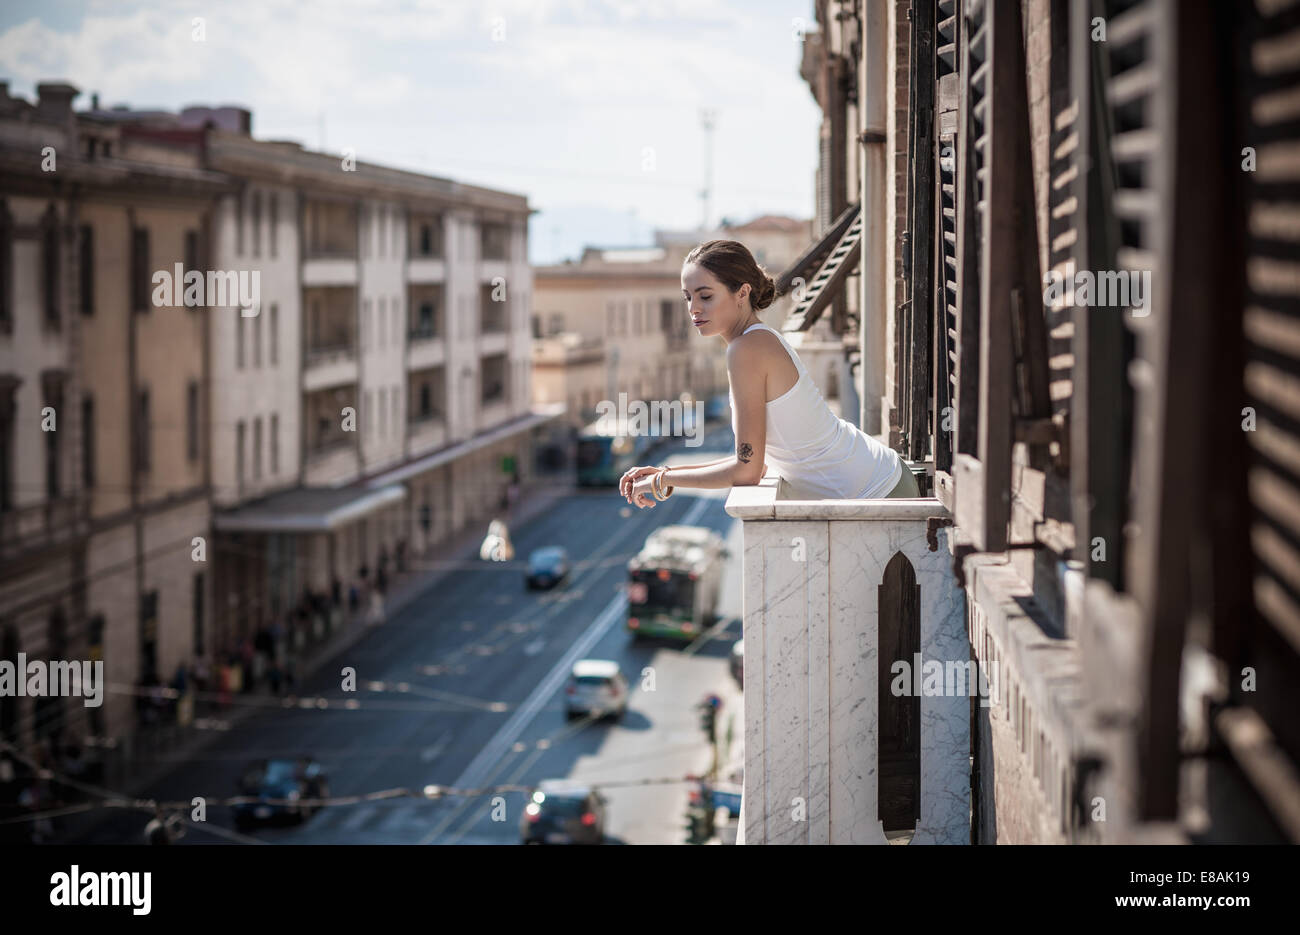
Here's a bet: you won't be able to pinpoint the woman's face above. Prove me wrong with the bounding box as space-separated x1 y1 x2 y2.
681 262 748 339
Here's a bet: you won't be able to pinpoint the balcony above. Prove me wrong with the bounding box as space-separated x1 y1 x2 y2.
303 387 359 485
723 467 970 844
303 287 358 390
303 199 358 260
0 497 79 563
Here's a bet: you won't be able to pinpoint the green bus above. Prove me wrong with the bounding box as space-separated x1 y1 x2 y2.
576 417 661 486
627 525 728 641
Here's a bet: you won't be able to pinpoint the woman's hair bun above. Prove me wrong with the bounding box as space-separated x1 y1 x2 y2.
752 272 777 310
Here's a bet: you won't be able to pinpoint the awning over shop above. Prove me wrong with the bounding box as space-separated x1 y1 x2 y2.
213 484 407 534
777 201 862 332
364 404 566 489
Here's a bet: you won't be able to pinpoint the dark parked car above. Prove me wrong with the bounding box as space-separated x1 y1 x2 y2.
520 779 606 844
525 546 570 590
232 757 328 828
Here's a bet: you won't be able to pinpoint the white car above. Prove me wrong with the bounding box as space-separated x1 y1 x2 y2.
564 660 628 721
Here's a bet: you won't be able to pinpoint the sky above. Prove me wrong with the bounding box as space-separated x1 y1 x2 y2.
0 0 821 265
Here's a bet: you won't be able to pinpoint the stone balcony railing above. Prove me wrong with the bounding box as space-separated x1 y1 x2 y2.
723 467 970 844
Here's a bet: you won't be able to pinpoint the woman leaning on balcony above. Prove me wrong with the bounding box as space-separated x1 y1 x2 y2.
619 239 919 508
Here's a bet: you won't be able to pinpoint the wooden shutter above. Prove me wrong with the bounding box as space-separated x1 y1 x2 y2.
1224 0 1300 841
953 0 1049 552
933 0 960 482
904 0 936 463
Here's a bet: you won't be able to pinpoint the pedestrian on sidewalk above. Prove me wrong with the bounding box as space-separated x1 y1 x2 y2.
365 583 386 626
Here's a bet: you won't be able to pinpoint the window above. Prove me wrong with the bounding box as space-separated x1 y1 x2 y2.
235 421 246 489
139 590 158 683
0 202 12 334
42 207 60 328
392 300 400 347
79 225 94 317
420 224 432 255
236 315 245 369
82 394 94 488
193 571 205 656
131 226 149 313
251 190 261 257
253 417 262 480
0 380 14 510
270 413 279 474
184 229 199 283
269 192 278 259
186 381 199 463
45 393 60 499
419 382 431 418
135 387 151 473
269 303 279 364
253 309 262 367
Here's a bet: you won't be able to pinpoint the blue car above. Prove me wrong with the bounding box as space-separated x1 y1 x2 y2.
232 757 328 828
525 546 570 590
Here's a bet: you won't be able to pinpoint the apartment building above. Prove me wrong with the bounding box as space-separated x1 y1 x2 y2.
730 0 1299 845
0 83 559 791
0 83 230 767
94 105 549 658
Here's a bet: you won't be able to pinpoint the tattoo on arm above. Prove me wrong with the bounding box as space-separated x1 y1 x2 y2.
737 442 753 464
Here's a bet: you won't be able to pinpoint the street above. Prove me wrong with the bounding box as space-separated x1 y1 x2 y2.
63 428 744 845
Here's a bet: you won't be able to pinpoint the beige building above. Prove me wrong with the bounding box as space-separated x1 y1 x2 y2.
0 82 561 787
0 82 230 766
94 103 554 660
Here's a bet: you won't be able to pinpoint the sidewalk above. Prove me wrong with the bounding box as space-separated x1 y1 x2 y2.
48 470 574 843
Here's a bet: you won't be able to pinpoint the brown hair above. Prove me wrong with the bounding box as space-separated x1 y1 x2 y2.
683 240 780 310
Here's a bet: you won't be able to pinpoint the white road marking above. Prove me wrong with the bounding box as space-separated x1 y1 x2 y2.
421 730 454 762
420 492 714 845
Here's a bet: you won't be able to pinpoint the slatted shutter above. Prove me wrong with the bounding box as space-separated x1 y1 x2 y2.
905 0 936 463
1226 0 1300 841
933 0 960 480
953 0 1049 552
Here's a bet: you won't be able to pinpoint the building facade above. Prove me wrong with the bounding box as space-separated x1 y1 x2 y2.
0 83 231 780
736 0 1299 844
0 83 560 795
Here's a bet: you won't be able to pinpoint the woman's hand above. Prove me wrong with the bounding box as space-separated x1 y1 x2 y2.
629 474 660 509
619 465 661 503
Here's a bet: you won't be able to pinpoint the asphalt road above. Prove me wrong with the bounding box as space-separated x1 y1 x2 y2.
64 424 746 845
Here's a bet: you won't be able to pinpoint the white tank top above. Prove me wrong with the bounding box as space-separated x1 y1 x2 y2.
729 322 903 499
